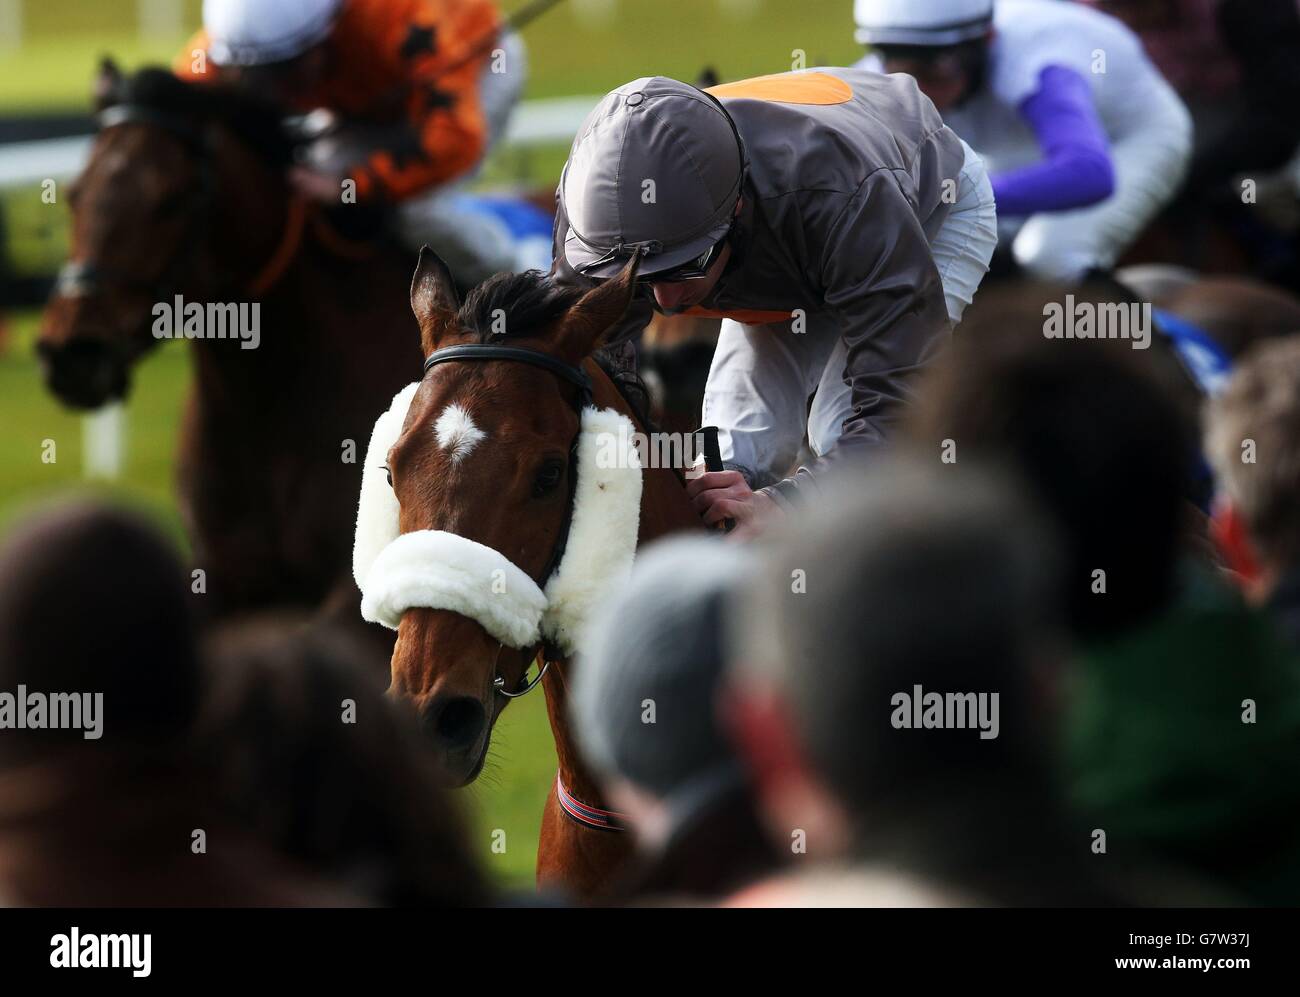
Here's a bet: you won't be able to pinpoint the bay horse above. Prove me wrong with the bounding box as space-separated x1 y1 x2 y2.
353 249 701 895
37 63 419 653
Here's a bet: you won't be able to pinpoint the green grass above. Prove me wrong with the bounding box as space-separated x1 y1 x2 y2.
0 310 557 888
2 186 69 278
465 691 559 886
0 0 861 110
0 34 190 113
0 313 191 542
0 0 861 889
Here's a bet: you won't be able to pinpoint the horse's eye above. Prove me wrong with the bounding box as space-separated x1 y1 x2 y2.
382 466 393 488
532 459 564 497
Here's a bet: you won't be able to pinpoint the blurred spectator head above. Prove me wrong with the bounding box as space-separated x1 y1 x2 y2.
572 535 780 897
728 458 1065 886
200 621 488 906
1206 336 1300 604
0 500 199 760
0 504 354 906
907 283 1196 639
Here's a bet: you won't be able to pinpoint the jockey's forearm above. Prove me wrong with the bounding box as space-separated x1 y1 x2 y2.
991 65 1115 217
354 115 486 201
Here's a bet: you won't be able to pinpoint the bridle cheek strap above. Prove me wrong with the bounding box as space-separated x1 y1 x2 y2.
360 529 547 649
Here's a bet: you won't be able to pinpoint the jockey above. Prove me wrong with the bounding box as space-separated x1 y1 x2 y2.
854 0 1192 282
552 70 998 535
175 0 525 281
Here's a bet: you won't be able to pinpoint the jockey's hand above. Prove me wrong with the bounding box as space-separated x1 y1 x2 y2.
288 166 343 203
685 469 782 540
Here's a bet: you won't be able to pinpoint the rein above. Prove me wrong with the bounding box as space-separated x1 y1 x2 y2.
248 194 308 296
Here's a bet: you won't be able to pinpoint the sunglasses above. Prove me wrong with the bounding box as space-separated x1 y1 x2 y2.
641 235 730 284
877 46 964 77
576 222 732 284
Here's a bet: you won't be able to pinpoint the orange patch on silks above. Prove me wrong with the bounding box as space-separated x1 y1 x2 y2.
683 306 795 324
706 72 853 106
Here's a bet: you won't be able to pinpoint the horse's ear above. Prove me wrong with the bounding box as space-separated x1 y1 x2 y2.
94 57 124 111
555 253 640 362
410 246 461 355
696 65 721 88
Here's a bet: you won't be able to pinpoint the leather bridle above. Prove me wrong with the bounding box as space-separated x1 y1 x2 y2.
56 106 216 309
55 103 305 312
420 343 593 696
421 342 632 832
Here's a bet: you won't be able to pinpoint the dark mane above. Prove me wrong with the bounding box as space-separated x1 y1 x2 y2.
456 269 653 426
118 67 295 166
456 269 582 343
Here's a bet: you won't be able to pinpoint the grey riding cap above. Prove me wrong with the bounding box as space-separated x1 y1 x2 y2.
561 77 746 280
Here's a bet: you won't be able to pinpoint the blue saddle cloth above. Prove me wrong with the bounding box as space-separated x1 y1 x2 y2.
1153 308 1233 396
1152 308 1234 508
449 193 553 240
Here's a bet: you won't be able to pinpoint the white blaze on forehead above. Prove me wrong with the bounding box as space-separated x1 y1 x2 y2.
434 403 486 463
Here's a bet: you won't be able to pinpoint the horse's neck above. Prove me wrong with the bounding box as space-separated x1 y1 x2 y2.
190 199 384 408
545 355 703 809
184 172 297 394
208 163 297 296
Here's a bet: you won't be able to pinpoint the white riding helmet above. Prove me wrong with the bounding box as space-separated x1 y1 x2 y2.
854 0 993 47
204 0 344 67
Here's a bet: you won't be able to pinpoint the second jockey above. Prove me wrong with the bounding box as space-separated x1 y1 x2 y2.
854 0 1192 282
176 0 526 283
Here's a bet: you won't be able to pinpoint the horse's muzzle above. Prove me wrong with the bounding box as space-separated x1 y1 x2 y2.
419 693 490 786
37 336 131 410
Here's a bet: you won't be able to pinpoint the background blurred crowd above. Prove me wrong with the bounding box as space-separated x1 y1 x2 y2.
4 0 1300 907
3 281 1298 906
1059 0 1300 292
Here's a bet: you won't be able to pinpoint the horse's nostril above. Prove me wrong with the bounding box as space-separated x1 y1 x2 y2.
37 336 129 409
426 696 486 752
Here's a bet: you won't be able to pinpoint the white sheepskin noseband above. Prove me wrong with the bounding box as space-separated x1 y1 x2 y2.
352 387 642 657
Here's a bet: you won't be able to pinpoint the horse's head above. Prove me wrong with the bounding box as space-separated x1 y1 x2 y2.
356 249 642 784
38 60 292 408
